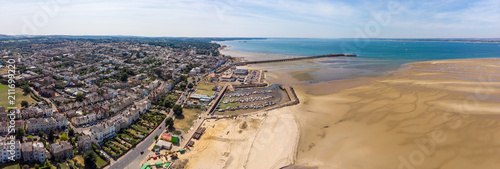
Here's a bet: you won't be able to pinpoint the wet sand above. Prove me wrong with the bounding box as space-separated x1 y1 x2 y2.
290 58 500 169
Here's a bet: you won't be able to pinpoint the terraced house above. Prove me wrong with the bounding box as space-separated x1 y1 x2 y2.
26 116 68 133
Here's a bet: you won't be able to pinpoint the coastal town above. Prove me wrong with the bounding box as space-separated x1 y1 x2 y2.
0 36 298 169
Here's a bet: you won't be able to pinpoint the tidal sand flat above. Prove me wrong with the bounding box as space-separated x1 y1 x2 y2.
290 58 500 169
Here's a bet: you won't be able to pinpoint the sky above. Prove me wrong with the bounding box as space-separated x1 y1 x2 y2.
0 0 499 38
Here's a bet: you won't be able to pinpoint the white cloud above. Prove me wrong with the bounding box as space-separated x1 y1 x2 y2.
0 0 498 38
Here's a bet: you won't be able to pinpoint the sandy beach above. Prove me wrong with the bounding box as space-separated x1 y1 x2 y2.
182 107 299 169
185 48 500 169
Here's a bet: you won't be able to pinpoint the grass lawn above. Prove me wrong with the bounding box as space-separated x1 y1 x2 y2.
193 89 215 97
73 155 85 166
219 102 239 109
0 162 20 169
96 155 108 167
195 83 216 91
60 162 70 169
0 84 37 109
165 94 179 101
174 111 198 132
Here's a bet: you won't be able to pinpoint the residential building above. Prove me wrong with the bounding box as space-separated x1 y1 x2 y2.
77 135 93 152
90 122 115 144
21 142 33 162
0 139 21 163
32 142 47 163
50 141 73 161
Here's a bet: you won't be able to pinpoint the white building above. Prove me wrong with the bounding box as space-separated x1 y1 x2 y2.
91 122 116 144
0 139 21 163
32 142 47 163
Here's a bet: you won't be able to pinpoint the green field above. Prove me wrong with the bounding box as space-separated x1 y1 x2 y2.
174 111 199 132
195 83 216 91
96 154 108 167
193 90 215 97
219 102 239 110
194 83 216 97
0 84 37 109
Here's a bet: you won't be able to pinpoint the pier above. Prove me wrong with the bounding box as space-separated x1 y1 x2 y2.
235 53 356 65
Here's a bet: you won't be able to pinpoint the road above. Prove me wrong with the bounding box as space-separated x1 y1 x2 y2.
106 89 188 168
108 118 167 169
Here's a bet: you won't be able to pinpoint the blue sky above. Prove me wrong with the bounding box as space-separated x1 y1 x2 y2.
0 0 499 38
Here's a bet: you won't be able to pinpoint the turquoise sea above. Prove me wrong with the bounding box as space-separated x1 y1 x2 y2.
218 38 500 82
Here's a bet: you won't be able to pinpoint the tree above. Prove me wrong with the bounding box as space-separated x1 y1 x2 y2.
48 128 56 141
76 93 85 102
84 150 98 169
55 83 65 89
27 135 34 142
155 135 159 140
21 100 29 108
44 159 52 168
56 163 62 169
180 75 188 82
187 83 194 89
120 73 129 82
38 130 45 139
60 133 69 141
22 85 31 94
68 128 75 137
173 105 183 116
163 99 174 108
54 100 61 107
179 83 186 90
16 127 26 143
165 117 174 129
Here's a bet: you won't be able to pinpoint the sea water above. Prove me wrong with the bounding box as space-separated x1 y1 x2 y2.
218 38 500 82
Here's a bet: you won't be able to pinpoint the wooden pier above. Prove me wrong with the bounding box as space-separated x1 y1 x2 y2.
235 53 356 65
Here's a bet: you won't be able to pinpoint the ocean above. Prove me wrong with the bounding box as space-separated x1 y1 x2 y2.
218 38 500 82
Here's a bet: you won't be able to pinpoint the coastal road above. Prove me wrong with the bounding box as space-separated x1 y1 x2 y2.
108 119 167 169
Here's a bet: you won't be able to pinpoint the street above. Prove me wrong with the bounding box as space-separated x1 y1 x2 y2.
108 119 167 169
